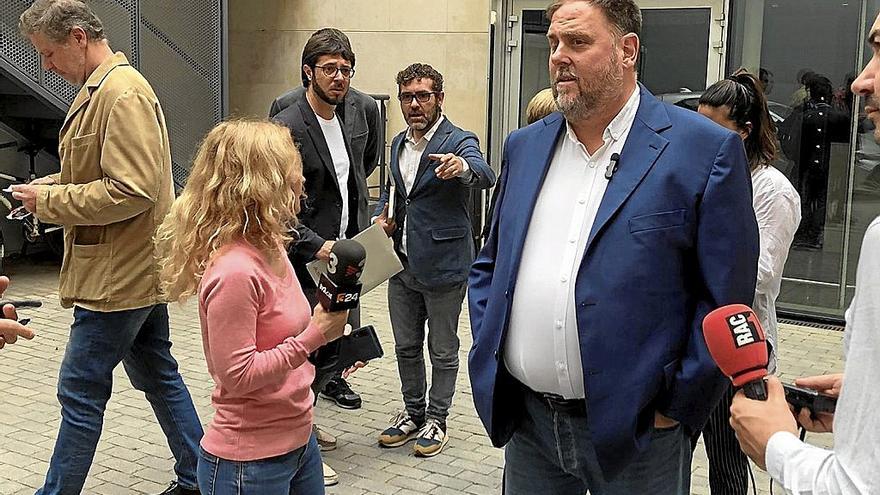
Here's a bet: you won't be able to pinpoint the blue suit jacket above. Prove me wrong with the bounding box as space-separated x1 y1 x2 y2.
374 118 495 287
468 85 759 478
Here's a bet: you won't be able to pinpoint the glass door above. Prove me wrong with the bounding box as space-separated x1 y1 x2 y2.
727 0 865 319
501 0 726 134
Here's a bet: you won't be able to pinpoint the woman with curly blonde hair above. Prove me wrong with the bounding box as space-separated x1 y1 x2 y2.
157 119 348 495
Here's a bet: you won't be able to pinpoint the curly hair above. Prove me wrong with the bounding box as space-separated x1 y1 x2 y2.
396 63 444 93
155 119 304 302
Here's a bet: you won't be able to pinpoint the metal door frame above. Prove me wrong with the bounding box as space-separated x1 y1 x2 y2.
489 0 728 173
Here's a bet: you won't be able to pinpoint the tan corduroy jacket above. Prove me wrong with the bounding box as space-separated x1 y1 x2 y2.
35 52 174 311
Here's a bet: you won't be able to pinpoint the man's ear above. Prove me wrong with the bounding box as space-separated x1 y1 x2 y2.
620 33 640 70
70 26 88 47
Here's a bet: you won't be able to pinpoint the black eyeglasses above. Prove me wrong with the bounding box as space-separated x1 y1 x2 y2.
314 64 355 79
398 91 438 104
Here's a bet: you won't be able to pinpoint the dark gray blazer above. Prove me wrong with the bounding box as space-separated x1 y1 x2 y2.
271 86 380 291
270 86 380 180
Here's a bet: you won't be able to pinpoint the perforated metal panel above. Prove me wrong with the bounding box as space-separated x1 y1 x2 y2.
139 0 223 185
0 0 40 82
91 0 137 67
0 0 227 187
43 65 76 101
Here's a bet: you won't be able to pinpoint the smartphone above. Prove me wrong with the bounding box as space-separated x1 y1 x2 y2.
0 300 42 308
0 299 41 326
6 206 31 221
309 325 384 373
783 383 837 414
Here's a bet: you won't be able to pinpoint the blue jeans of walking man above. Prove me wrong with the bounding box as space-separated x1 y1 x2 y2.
37 305 203 494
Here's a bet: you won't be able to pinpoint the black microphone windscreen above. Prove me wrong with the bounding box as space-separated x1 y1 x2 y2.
327 239 366 285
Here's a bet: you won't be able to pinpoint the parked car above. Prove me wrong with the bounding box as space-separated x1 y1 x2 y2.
657 90 791 125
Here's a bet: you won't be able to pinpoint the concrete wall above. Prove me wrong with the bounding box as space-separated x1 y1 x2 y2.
227 0 492 152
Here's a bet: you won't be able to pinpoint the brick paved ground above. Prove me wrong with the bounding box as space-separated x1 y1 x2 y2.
0 256 841 495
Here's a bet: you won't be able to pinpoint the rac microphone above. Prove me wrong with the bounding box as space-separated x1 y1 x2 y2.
316 239 366 312
702 304 770 400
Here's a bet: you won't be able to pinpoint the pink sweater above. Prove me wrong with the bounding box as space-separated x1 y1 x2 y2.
198 241 327 461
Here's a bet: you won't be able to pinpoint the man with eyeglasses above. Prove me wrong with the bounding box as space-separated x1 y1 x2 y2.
373 63 495 457
271 27 379 487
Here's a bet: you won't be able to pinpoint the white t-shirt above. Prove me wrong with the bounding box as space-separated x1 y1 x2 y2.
316 112 350 239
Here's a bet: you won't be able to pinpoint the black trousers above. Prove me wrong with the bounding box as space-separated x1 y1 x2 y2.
694 384 750 495
304 286 361 395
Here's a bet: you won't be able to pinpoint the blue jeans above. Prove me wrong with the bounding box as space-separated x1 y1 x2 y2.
37 305 203 495
503 386 691 495
197 434 324 495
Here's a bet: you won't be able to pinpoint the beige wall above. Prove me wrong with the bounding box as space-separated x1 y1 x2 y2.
228 0 492 150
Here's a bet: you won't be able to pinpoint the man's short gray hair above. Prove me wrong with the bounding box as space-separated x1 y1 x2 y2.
19 0 105 43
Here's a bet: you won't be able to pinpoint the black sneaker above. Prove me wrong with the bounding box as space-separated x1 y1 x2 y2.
157 481 199 495
320 376 362 409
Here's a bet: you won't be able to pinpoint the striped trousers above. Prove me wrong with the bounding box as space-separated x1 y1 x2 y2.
697 384 750 495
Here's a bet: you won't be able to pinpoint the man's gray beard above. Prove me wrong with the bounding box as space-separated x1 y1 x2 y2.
556 93 594 121
409 108 441 131
409 120 428 131
553 59 624 122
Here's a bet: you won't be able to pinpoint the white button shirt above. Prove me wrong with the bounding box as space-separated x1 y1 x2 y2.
765 216 880 494
396 115 470 254
504 88 640 399
750 165 800 373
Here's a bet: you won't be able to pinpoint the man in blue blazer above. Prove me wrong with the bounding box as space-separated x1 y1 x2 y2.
468 2 759 494
373 63 495 458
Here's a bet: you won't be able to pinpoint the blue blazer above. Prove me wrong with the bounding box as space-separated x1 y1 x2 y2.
374 118 495 287
468 85 759 478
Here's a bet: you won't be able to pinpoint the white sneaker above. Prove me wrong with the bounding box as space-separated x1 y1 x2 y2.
322 462 339 486
312 424 337 451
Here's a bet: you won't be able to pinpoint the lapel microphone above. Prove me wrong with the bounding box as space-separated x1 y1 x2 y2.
605 153 620 180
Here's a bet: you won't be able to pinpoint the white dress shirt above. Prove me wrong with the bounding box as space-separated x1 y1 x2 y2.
504 87 640 399
315 111 350 239
765 216 880 495
396 115 470 254
751 165 801 373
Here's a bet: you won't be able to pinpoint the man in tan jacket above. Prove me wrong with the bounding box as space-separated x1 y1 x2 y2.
14 2 202 494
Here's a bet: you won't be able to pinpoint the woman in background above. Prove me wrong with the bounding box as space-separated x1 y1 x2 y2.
696 70 801 495
156 119 349 494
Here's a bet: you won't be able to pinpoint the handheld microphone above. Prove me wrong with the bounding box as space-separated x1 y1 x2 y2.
605 153 620 180
316 239 366 311
702 304 769 400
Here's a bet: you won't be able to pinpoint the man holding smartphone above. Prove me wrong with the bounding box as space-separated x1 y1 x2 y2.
729 12 880 492
13 2 203 494
373 63 495 457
